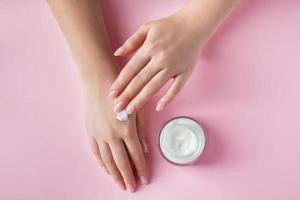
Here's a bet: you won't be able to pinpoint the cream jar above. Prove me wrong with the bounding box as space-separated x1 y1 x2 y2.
159 117 206 165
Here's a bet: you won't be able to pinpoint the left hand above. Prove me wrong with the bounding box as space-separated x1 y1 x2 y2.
83 84 149 192
109 8 213 114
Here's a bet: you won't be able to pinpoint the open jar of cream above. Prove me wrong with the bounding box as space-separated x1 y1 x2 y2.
159 117 206 165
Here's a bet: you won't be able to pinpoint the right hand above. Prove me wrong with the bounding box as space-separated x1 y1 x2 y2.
109 7 212 115
82 85 149 192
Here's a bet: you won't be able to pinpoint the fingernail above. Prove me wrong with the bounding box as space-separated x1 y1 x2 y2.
113 98 118 105
142 139 148 153
140 176 148 185
108 89 118 99
126 184 135 193
125 104 136 115
114 46 126 56
156 102 165 111
116 180 125 190
114 101 124 113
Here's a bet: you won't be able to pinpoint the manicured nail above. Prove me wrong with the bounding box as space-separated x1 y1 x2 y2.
114 46 126 56
116 180 125 190
114 101 124 113
108 89 118 99
140 176 148 185
126 184 135 193
156 102 165 111
142 139 148 153
113 98 118 105
125 104 136 115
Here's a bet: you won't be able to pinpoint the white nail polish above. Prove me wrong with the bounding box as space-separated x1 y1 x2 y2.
125 104 135 115
156 103 164 111
114 46 126 56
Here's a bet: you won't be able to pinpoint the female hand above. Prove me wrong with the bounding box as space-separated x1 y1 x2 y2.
109 7 214 114
83 86 149 192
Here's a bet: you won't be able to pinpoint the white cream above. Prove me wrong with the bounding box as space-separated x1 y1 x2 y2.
116 110 128 122
159 117 206 165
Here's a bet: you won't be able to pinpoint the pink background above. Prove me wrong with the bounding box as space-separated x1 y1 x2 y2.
1 0 300 199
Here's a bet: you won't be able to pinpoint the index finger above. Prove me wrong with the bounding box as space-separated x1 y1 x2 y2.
109 51 150 100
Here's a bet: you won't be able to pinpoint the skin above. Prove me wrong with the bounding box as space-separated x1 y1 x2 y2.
110 0 240 115
47 0 149 192
47 0 239 193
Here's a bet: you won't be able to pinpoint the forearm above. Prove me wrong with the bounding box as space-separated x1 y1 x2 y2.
47 0 119 93
181 0 240 36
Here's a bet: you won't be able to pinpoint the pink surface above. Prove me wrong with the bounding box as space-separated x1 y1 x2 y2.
1 0 300 199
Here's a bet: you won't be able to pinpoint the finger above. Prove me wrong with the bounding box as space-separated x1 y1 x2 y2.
109 140 137 192
116 60 161 110
125 69 171 114
136 109 148 153
99 142 126 190
110 52 151 109
156 74 185 111
114 25 149 56
89 138 109 174
123 133 150 185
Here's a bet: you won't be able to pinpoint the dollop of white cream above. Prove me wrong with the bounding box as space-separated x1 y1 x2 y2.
159 117 206 165
116 110 128 122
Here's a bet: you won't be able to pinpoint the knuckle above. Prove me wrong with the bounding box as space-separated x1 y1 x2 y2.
94 134 103 141
138 91 149 103
164 66 174 74
101 155 111 165
144 84 157 96
112 79 122 89
140 23 148 30
140 23 151 32
122 130 134 139
90 146 99 156
117 162 128 174
89 140 98 152
110 171 119 180
106 135 119 145
134 154 144 164
156 51 169 63
133 74 143 85
134 100 144 110
145 41 158 54
125 83 137 97
139 24 147 32
118 90 134 102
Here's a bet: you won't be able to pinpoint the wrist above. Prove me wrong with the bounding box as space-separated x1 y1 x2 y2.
79 62 119 101
81 81 114 111
79 59 119 87
178 0 239 37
